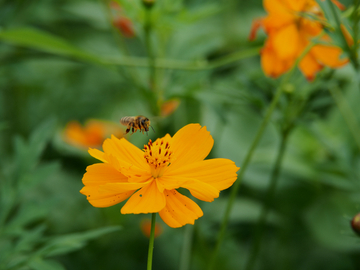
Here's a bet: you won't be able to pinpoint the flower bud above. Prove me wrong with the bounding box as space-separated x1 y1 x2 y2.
351 213 360 236
142 0 155 8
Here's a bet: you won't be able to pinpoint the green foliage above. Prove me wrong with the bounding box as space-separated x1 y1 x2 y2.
1 0 360 269
0 121 120 270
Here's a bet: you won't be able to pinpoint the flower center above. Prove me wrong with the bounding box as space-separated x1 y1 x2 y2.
143 139 172 178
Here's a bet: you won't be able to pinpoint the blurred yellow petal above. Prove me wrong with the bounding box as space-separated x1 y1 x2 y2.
121 180 166 214
284 0 308 11
261 40 293 78
264 0 291 16
170 124 213 168
272 23 300 59
299 51 323 81
159 190 203 228
311 44 348 67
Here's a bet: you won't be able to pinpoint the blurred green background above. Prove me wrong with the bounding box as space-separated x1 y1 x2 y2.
1 0 360 269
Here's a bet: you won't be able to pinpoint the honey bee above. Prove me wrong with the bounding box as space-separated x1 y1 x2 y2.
120 116 154 135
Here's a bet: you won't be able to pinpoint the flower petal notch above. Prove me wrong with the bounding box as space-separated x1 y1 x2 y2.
80 123 240 228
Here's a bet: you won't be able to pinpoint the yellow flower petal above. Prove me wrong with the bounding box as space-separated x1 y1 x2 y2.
159 190 203 228
156 175 189 190
121 180 166 214
88 148 108 163
99 181 151 193
103 135 148 171
167 159 239 191
170 124 213 168
181 179 220 202
80 186 134 207
82 163 128 186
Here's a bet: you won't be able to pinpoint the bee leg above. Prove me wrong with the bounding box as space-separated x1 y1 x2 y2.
125 128 130 134
131 126 135 134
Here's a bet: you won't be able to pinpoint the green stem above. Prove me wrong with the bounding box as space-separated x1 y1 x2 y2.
328 0 359 70
244 131 290 270
144 5 156 91
147 213 157 270
179 225 194 270
99 0 148 97
352 0 360 53
207 82 284 270
100 47 261 70
207 42 314 270
328 86 360 151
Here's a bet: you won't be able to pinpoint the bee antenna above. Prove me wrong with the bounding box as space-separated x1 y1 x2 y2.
150 126 155 133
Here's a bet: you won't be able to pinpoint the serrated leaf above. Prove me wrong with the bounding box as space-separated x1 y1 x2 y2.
39 226 121 257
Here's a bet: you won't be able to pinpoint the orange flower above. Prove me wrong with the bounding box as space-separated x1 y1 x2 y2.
80 124 239 228
160 99 180 117
250 0 349 80
110 1 135 38
141 219 163 238
64 120 123 149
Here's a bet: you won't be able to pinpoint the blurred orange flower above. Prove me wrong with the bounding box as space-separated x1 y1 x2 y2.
64 120 123 149
160 99 180 117
80 124 239 228
110 1 135 38
141 219 163 238
250 0 350 80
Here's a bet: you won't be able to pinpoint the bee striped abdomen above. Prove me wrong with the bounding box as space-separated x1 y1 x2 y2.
120 116 152 135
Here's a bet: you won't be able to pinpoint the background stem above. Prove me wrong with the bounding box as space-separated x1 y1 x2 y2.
244 131 290 270
147 213 157 270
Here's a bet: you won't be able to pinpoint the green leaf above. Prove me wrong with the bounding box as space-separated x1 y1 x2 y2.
39 226 121 257
28 118 57 160
29 258 66 270
0 28 103 65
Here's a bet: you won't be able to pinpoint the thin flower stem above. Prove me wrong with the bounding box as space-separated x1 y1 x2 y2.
244 131 290 270
328 86 360 151
352 0 360 52
99 0 148 96
144 5 156 91
147 213 157 270
208 43 314 270
179 225 194 270
100 47 261 70
328 0 359 70
207 82 284 270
